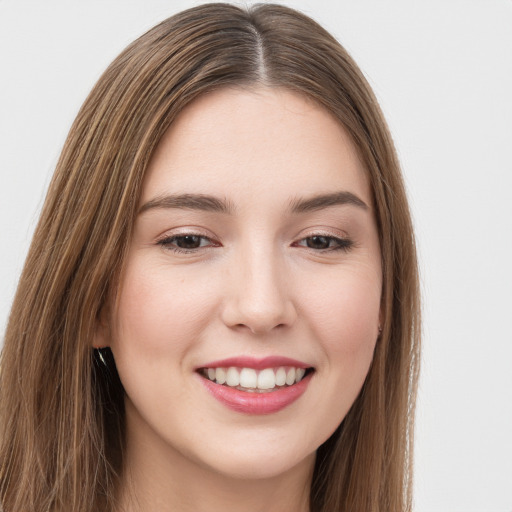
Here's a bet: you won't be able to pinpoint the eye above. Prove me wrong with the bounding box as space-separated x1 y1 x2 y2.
295 235 353 252
157 234 217 253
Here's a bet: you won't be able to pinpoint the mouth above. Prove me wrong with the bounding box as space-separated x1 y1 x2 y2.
196 357 315 414
198 365 315 393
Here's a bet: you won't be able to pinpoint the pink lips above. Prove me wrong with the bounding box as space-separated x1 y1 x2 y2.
196 356 313 415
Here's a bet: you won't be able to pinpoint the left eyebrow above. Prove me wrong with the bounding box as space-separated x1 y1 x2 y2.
288 191 369 213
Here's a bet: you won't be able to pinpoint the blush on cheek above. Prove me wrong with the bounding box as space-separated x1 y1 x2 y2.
113 260 221 359
314 282 380 352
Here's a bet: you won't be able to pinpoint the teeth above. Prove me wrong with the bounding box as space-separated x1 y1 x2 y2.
239 368 257 388
257 368 276 390
226 367 240 387
275 367 286 386
215 368 226 385
204 366 310 391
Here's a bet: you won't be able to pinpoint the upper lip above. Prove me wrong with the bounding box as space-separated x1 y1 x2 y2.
197 356 312 370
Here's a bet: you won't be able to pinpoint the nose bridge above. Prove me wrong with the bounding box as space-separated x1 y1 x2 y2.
223 235 295 333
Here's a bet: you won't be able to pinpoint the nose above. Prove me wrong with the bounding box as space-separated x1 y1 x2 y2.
221 245 297 335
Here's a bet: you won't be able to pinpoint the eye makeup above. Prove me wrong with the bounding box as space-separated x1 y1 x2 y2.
156 230 355 256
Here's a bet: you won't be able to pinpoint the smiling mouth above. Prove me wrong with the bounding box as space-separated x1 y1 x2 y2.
198 366 315 393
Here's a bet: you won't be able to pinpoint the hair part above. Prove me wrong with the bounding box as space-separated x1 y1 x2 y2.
0 4 420 511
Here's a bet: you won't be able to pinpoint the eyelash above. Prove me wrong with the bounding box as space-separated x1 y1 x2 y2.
157 233 354 254
157 234 218 254
293 235 354 252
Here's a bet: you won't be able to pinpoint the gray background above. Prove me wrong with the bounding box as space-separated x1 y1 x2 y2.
1 1 511 510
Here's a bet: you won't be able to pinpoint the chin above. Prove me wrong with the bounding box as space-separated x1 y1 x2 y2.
186 431 319 482
203 449 316 482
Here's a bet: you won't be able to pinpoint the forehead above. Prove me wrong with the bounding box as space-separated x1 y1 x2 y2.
142 87 371 207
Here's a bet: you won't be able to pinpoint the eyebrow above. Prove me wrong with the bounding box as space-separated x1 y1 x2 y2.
139 190 368 216
288 191 368 213
139 193 235 215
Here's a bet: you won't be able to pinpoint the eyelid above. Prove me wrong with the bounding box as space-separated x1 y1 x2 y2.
155 226 217 243
154 226 354 254
291 227 354 252
293 226 350 241
155 226 221 254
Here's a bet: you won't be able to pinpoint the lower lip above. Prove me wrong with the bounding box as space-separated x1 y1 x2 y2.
199 372 313 415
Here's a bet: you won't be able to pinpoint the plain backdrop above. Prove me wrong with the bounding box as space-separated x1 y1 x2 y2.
1 1 511 510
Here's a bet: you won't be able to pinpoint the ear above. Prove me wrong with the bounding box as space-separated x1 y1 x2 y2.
378 306 384 337
92 305 110 349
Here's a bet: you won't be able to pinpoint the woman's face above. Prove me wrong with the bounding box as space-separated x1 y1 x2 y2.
106 87 382 481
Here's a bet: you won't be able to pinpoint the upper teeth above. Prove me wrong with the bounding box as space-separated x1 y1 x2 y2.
204 366 307 390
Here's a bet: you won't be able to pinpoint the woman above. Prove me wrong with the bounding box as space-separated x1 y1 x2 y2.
0 3 420 511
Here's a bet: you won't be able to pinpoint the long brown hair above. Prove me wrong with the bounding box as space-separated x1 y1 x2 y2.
0 4 420 511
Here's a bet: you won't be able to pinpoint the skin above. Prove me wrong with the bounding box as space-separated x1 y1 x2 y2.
97 87 382 512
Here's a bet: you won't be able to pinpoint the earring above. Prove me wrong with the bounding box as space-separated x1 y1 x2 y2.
378 324 383 336
98 348 107 366
94 347 111 368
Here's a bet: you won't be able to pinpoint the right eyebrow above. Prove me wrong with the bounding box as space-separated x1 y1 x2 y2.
138 193 235 215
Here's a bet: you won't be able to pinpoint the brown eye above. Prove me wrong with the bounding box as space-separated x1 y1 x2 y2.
295 235 354 252
174 235 202 249
306 236 331 249
158 234 216 253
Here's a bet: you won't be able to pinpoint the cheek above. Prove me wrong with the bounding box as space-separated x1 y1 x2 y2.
289 265 381 451
305 265 381 362
111 258 218 358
